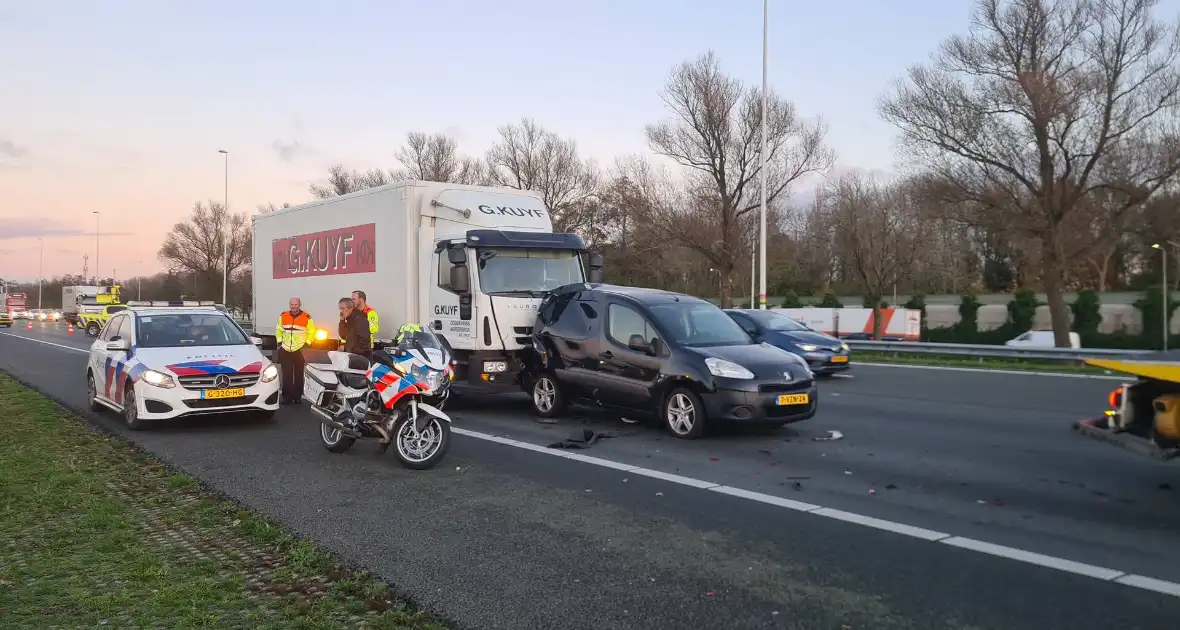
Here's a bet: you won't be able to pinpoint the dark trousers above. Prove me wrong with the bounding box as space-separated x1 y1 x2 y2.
276 347 306 402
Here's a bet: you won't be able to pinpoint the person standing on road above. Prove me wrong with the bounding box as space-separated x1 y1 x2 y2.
338 297 372 359
352 290 379 348
276 297 315 405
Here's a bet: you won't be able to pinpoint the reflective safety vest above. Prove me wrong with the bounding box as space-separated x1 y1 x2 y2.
362 306 378 344
277 310 315 352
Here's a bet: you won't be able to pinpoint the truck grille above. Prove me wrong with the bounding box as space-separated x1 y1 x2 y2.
178 372 260 391
513 326 533 346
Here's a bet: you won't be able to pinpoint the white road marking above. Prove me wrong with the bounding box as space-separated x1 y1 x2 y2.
0 331 89 354
855 361 1126 380
2 340 1172 599
450 425 1180 599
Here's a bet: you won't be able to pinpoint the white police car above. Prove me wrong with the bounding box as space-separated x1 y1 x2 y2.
85 301 281 429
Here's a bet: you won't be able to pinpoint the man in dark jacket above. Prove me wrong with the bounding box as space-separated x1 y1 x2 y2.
337 297 372 358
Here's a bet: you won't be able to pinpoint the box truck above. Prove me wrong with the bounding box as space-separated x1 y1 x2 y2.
62 285 103 316
251 180 604 393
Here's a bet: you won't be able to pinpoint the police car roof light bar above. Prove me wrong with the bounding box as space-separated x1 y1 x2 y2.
126 300 222 308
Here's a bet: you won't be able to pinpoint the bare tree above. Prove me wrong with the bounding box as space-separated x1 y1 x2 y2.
827 175 926 336
393 132 486 184
257 202 291 213
309 164 397 199
646 51 834 306
879 0 1180 346
158 201 251 300
485 118 600 234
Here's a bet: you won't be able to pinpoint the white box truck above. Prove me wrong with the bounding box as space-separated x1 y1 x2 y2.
251 180 604 393
62 286 103 317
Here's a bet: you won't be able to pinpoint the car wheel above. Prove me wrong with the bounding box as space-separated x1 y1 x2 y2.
531 373 566 418
663 387 707 439
86 322 100 336
123 384 144 430
86 372 103 412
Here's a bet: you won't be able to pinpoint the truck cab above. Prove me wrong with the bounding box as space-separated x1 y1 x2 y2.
430 229 604 390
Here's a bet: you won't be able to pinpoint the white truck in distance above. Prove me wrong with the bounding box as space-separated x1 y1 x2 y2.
251 180 604 393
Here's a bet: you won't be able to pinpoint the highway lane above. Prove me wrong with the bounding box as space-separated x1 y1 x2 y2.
2 321 1179 629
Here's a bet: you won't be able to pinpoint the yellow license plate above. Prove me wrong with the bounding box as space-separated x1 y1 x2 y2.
202 388 245 400
777 393 810 406
831 355 849 363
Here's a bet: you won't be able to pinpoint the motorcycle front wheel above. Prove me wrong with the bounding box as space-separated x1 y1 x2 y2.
391 414 451 470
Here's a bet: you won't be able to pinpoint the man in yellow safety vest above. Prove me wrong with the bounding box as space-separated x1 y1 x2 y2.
352 290 379 347
276 297 315 405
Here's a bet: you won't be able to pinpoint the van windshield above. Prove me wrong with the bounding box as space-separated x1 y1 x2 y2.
649 302 753 348
477 249 585 297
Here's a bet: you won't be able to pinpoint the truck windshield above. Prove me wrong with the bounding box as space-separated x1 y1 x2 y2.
476 249 585 296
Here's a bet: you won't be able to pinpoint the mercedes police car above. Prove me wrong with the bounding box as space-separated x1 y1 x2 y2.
85 301 281 429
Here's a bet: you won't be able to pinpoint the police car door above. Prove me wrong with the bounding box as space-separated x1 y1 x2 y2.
91 313 125 401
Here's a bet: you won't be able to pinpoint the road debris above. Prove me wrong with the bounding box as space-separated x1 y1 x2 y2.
814 430 844 441
547 428 617 449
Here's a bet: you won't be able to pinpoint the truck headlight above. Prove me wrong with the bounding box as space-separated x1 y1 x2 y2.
141 370 176 389
482 361 507 373
260 363 279 383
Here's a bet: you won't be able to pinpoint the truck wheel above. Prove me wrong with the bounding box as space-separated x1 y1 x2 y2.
86 322 100 336
531 373 566 418
663 387 707 439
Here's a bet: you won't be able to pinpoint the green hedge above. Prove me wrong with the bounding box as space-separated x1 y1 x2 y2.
920 286 1178 350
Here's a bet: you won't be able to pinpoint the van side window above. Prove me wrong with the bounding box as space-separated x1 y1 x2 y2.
438 250 454 290
1015 332 1031 341
607 304 660 348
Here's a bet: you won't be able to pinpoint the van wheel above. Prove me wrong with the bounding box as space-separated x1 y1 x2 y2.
663 387 707 439
531 373 566 418
86 322 100 336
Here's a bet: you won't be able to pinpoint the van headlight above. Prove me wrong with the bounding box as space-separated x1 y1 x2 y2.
260 363 279 383
704 357 754 379
140 370 176 389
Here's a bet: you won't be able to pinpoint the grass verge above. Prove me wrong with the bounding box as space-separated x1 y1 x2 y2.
0 373 448 630
853 351 1116 375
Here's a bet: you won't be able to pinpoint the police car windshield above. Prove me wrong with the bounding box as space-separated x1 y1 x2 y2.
135 313 250 348
476 249 584 296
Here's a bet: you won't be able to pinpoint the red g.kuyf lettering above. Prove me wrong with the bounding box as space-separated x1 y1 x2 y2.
271 223 377 279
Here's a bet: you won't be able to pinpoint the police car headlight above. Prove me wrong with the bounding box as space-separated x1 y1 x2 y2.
260 363 279 383
141 370 176 389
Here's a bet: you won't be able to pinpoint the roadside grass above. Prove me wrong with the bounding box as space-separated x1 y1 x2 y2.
852 351 1116 375
0 374 448 630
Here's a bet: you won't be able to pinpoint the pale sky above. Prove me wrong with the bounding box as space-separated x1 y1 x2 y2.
0 0 1107 281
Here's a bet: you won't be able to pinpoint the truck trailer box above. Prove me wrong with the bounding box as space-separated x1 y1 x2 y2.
772 307 921 340
252 180 597 391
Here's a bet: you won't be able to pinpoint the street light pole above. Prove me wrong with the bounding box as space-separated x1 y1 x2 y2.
758 0 768 309
37 237 43 310
92 211 100 284
218 149 229 305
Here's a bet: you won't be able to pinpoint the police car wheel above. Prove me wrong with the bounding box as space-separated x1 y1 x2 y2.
123 385 144 430
86 322 100 336
86 372 103 412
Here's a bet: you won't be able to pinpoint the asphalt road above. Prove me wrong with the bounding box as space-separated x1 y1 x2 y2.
2 320 1179 630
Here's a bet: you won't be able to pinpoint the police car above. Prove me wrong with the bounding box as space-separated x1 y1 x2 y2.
85 301 281 429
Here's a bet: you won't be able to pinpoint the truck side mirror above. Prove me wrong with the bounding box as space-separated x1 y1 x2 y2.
458 294 472 321
588 252 605 284
449 265 470 294
447 248 468 265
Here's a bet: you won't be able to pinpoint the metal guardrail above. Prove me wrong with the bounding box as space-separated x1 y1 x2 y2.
844 340 1155 363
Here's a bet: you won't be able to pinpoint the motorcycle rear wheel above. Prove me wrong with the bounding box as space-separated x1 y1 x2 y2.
391 414 450 470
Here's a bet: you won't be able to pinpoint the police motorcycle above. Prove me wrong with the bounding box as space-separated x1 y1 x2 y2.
303 324 454 470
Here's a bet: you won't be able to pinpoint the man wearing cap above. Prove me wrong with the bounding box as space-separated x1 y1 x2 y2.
276 297 315 405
